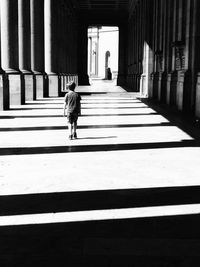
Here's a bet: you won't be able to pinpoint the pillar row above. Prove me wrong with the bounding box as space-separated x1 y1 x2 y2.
30 0 46 98
44 0 59 96
18 0 35 102
0 0 8 111
77 23 89 85
18 0 31 73
1 0 18 73
1 0 24 108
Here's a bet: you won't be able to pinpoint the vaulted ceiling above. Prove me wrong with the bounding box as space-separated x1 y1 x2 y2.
72 0 131 25
77 0 129 11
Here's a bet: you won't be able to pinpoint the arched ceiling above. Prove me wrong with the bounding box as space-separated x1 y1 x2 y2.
72 0 132 25
77 0 129 11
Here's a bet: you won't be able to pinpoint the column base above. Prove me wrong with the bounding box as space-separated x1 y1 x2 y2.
8 74 24 107
70 74 78 87
24 74 35 101
74 75 78 86
167 72 177 106
126 74 131 89
129 74 135 91
0 74 9 110
176 71 184 111
60 74 65 93
136 74 141 92
152 72 160 100
78 74 90 85
117 73 126 87
148 73 154 99
177 70 191 112
35 74 45 99
59 74 79 96
159 72 167 103
48 74 59 97
140 74 148 97
0 75 3 110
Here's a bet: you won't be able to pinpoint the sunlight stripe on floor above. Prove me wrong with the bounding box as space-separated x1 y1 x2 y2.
1 203 200 226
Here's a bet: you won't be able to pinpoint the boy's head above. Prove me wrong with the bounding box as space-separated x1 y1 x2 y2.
67 81 76 91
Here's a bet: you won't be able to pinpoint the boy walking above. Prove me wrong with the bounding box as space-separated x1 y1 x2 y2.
63 81 81 140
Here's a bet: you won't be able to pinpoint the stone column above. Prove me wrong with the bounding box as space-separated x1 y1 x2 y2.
133 17 136 90
18 0 34 102
176 0 184 111
127 15 133 90
44 0 59 96
145 0 154 99
138 3 142 91
61 4 68 95
1 0 18 72
30 0 45 98
1 0 23 107
140 0 149 97
117 23 127 87
57 0 67 96
166 0 175 105
175 0 191 112
152 0 160 100
0 0 8 110
18 0 31 73
136 6 139 91
192 0 200 117
167 0 178 107
130 18 134 89
72 19 78 85
159 0 168 103
62 7 69 94
77 23 90 85
59 2 63 95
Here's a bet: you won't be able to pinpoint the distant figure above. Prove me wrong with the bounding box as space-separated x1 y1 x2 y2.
63 81 81 140
105 51 110 79
107 67 112 80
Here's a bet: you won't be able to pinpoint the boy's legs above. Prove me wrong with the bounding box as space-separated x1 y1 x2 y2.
67 112 74 139
67 113 78 139
73 121 77 138
67 122 73 139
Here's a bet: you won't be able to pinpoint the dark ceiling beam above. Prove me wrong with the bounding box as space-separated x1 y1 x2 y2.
79 10 128 26
76 0 129 25
75 0 129 11
88 0 91 9
69 0 79 8
129 0 139 14
115 0 120 10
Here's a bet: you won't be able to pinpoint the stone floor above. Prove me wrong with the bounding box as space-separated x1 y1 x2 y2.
1 80 200 265
0 80 199 196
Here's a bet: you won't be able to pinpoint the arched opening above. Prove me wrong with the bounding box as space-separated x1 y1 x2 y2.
87 26 119 85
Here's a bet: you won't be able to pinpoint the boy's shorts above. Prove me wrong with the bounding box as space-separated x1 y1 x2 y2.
67 112 78 124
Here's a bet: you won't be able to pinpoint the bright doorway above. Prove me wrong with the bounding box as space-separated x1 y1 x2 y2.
87 26 119 84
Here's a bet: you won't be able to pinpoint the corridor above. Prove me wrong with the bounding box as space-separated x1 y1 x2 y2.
0 80 199 196
1 81 200 265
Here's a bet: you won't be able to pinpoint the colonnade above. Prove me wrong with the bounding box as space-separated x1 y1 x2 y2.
2 0 200 119
125 0 200 118
0 0 78 110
